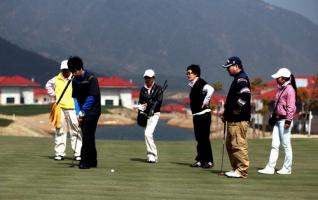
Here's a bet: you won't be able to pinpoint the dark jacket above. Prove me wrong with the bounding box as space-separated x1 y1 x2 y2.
72 70 101 115
189 78 209 114
138 83 163 115
224 71 251 122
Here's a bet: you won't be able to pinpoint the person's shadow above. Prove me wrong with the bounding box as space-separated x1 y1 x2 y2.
130 158 148 163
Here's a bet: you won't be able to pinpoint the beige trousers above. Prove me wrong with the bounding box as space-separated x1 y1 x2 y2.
55 109 82 157
226 121 249 177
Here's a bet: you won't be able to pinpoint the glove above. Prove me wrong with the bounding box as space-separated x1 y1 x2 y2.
133 104 147 111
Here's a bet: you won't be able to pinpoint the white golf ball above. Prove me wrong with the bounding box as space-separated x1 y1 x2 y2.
110 169 115 173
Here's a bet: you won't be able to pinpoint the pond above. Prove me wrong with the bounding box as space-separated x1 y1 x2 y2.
96 120 194 141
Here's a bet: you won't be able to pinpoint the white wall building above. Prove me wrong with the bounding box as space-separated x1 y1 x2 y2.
98 76 137 108
0 76 40 105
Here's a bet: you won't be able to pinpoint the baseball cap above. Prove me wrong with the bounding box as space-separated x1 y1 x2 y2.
143 69 155 77
60 60 68 70
222 56 242 68
271 68 291 79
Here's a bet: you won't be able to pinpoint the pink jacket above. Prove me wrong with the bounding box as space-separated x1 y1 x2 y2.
274 84 296 122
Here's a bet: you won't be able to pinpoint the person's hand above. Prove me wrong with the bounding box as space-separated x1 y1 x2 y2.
133 104 147 111
284 120 291 129
284 124 290 129
201 102 208 108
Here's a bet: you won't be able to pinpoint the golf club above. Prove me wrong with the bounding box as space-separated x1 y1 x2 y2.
218 121 227 176
70 132 80 167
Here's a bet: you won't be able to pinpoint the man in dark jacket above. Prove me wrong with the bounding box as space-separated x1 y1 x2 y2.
187 64 215 169
136 69 163 163
222 56 251 178
67 56 101 169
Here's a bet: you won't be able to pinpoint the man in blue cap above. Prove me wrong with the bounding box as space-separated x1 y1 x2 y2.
222 56 251 178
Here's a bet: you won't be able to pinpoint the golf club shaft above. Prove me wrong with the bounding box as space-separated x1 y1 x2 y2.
220 121 227 172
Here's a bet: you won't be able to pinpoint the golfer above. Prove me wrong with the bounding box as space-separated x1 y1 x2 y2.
46 59 82 161
258 68 297 175
67 56 101 169
222 56 251 178
137 69 163 163
186 64 214 169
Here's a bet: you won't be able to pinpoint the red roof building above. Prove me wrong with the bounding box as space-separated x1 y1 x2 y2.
0 75 40 104
98 76 136 88
253 76 318 101
161 104 187 113
97 76 138 108
0 75 39 87
33 88 53 104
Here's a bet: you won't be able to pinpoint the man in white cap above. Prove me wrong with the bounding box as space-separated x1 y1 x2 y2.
136 69 163 163
46 60 82 161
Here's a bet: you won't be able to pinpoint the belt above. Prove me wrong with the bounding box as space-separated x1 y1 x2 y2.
276 115 286 120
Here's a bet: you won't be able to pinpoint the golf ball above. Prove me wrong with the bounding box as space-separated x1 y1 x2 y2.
111 169 115 173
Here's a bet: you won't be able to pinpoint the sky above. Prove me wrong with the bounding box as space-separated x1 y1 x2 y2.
263 0 318 25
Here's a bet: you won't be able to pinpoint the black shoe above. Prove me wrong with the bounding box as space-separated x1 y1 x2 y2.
201 162 214 169
89 160 98 168
190 161 202 167
79 163 90 169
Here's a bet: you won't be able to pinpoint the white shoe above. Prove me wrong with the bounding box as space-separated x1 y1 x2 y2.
54 155 64 161
225 170 242 178
74 156 81 161
147 158 157 163
258 167 275 174
277 168 291 175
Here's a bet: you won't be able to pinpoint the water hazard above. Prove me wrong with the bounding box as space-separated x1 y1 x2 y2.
96 120 194 141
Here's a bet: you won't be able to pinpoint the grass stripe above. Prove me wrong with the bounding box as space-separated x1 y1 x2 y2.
0 136 317 200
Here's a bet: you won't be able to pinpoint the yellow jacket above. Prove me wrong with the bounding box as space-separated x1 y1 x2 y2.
54 73 74 109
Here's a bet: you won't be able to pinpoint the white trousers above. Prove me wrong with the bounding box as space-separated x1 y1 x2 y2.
266 119 293 171
55 109 82 157
144 112 160 161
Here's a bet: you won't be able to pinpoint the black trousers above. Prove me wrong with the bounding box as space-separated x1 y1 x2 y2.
80 113 100 165
193 112 213 163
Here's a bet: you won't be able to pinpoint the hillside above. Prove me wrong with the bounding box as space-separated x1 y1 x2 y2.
0 0 317 89
0 37 59 85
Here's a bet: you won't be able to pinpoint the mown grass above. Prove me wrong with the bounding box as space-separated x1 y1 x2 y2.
0 118 13 127
0 105 51 116
0 136 317 200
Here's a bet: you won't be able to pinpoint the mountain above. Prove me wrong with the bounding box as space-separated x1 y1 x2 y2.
0 0 317 90
0 37 59 85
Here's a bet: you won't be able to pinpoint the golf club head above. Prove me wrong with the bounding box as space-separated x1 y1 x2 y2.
217 171 226 176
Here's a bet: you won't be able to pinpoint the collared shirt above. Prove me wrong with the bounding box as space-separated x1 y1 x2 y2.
188 77 214 116
144 82 155 95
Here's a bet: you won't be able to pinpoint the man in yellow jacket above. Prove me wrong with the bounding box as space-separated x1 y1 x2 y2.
46 60 82 161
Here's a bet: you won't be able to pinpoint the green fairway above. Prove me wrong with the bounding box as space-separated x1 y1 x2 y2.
0 136 317 200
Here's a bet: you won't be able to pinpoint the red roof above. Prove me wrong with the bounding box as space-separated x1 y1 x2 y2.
254 89 277 101
33 88 48 95
97 76 137 88
0 75 40 87
132 90 140 98
253 76 318 101
161 104 186 113
211 95 226 104
182 95 226 105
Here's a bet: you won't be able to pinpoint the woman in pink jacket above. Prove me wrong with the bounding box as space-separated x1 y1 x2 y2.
258 68 297 175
